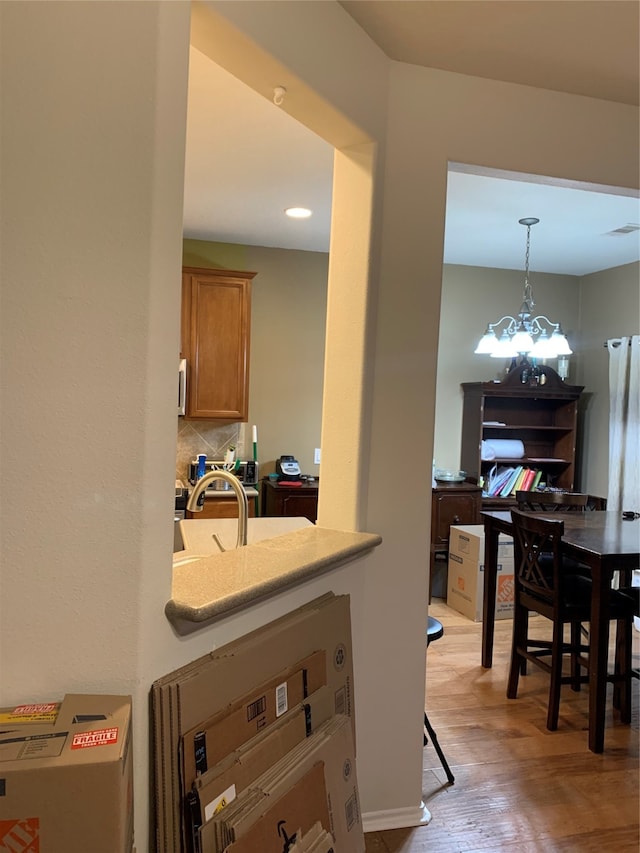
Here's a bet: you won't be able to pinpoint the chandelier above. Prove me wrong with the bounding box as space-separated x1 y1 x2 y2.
474 217 572 360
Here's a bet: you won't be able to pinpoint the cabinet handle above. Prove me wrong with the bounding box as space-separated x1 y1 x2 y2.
452 515 461 524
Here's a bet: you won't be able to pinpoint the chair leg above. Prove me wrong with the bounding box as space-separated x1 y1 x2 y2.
424 712 455 784
570 621 582 691
520 610 529 675
613 616 632 723
547 619 564 731
507 602 527 699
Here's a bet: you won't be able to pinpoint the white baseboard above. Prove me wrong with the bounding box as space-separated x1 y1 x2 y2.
362 801 432 833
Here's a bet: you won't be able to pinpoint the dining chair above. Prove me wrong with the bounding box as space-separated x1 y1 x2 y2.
586 495 608 511
507 510 635 731
615 581 640 694
515 491 590 512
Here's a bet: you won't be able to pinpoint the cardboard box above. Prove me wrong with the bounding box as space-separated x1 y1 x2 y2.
447 525 514 622
0 694 133 853
151 593 354 853
201 714 363 853
448 524 514 566
223 762 330 853
181 650 326 794
193 686 333 825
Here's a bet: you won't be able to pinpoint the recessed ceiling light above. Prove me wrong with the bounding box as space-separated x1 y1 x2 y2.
285 207 312 219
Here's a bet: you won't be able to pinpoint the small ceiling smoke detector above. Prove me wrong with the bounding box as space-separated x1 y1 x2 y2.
285 207 312 219
605 223 640 236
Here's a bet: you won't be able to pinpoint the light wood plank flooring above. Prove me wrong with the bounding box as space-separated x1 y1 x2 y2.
365 599 639 852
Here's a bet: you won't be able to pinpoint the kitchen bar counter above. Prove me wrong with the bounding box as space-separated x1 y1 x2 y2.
166 523 382 634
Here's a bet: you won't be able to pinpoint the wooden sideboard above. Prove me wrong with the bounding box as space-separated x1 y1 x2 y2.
430 482 482 601
261 479 319 523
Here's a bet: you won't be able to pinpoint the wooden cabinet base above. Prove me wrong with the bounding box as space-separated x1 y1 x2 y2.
261 480 318 523
430 483 481 602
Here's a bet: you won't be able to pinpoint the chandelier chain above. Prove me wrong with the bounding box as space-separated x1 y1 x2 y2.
523 223 533 309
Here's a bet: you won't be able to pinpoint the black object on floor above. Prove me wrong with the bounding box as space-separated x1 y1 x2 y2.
424 616 455 784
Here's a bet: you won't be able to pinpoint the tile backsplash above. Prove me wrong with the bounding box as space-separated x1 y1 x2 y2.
176 420 247 481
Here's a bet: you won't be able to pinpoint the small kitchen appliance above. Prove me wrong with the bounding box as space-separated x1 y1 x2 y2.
188 458 259 487
276 455 302 482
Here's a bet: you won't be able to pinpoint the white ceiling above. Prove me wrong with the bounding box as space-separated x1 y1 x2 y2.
182 2 640 276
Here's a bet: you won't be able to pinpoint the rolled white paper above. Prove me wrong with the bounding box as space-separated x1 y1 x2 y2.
252 425 257 444
481 440 496 461
482 439 525 460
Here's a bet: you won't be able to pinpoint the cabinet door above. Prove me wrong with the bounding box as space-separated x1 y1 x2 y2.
181 268 255 420
279 493 318 523
432 492 479 545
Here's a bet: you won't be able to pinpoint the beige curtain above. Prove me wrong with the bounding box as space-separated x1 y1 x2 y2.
607 335 640 511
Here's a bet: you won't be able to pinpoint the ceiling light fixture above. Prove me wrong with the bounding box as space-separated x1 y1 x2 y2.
285 207 312 219
474 217 572 361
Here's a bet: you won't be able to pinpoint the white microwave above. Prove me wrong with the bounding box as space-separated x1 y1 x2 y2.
178 358 187 416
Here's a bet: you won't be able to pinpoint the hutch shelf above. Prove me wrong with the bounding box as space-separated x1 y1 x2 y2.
460 363 584 508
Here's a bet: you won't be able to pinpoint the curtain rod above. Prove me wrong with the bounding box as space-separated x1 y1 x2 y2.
603 337 634 347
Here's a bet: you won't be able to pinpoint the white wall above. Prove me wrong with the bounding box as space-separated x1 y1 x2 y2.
1 1 638 848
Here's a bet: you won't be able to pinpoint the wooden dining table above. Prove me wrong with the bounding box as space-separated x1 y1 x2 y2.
480 510 640 752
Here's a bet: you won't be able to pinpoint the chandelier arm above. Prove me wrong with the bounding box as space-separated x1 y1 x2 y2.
529 315 561 334
487 315 520 333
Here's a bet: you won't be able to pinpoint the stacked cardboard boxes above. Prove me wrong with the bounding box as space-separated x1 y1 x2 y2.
151 592 364 853
447 524 515 621
0 694 133 853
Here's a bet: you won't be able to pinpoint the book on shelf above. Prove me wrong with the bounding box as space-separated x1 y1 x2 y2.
511 468 528 494
500 465 523 497
486 465 513 496
519 468 537 492
531 470 543 490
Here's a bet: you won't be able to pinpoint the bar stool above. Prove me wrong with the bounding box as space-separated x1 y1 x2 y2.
424 616 455 784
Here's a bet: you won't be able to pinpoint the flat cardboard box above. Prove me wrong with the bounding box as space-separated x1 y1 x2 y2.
447 550 515 621
285 820 335 853
194 685 333 825
180 650 326 794
176 594 353 734
201 714 363 853
0 694 133 853
151 593 354 853
223 762 330 853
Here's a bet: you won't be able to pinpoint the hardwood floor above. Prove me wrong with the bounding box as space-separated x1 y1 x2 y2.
365 599 639 852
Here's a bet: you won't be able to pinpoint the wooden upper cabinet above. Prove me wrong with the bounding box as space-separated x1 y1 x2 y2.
181 267 256 420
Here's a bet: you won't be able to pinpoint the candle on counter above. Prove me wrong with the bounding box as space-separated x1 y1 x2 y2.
252 425 257 444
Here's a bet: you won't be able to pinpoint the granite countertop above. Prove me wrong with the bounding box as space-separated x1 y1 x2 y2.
166 519 382 634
